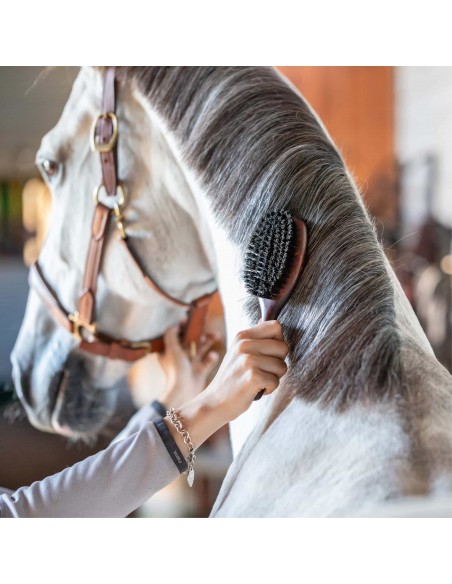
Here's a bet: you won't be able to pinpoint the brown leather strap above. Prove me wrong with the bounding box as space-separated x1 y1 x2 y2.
31 257 212 361
95 66 117 196
119 236 215 349
119 237 192 308
30 261 165 361
77 66 119 326
78 204 112 325
181 294 213 351
79 337 164 361
30 262 74 334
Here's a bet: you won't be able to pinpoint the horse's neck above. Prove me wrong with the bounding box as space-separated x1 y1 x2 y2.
145 101 437 460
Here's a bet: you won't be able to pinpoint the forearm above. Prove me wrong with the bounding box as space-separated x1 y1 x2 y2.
0 422 181 518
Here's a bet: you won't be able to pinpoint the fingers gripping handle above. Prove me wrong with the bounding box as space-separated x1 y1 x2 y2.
253 300 280 401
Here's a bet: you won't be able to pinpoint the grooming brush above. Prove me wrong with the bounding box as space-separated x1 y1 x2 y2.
243 210 308 400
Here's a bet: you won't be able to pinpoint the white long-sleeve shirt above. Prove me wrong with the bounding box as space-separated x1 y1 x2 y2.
0 404 186 518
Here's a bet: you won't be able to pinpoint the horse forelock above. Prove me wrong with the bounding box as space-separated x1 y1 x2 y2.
119 66 411 409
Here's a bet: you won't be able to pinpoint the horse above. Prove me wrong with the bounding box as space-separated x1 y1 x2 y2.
11 66 452 516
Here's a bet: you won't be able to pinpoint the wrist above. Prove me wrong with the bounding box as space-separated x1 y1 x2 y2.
164 392 224 452
160 384 178 410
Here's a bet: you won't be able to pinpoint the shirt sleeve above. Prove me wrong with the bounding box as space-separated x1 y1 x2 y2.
112 400 167 443
0 420 184 518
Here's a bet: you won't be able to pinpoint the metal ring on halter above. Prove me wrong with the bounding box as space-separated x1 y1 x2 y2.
93 183 125 209
89 112 119 153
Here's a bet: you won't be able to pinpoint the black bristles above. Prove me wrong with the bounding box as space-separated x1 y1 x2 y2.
243 210 298 299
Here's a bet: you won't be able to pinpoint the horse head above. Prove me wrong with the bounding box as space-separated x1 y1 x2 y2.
11 67 216 438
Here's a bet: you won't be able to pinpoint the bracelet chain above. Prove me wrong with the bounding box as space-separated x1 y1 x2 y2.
166 407 196 487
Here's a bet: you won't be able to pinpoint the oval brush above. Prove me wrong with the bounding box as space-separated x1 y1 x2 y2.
243 210 308 400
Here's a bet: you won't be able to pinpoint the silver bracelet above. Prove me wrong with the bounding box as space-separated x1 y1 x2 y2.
166 407 197 487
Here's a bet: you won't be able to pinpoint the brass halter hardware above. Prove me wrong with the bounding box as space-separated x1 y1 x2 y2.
68 311 97 341
112 203 126 239
93 183 127 239
93 182 125 208
89 112 118 153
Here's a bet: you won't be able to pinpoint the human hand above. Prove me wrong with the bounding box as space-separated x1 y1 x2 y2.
167 321 289 451
201 320 289 425
158 324 221 409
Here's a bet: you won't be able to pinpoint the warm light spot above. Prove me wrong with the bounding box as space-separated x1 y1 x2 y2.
21 178 52 265
440 254 452 276
23 238 39 267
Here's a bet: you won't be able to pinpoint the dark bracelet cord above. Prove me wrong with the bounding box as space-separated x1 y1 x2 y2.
151 399 167 418
153 417 188 473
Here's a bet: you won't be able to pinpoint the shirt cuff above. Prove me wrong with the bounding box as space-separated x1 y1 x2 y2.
153 418 188 474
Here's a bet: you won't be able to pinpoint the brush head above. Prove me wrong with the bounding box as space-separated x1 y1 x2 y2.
243 210 299 300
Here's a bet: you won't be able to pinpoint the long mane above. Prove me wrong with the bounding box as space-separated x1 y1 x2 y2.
119 66 405 409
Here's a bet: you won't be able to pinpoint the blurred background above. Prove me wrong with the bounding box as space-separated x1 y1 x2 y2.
0 67 451 516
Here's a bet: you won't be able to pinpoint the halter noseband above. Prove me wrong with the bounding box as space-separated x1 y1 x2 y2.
30 66 216 361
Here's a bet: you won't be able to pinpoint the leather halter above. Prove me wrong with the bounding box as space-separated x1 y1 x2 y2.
30 66 216 362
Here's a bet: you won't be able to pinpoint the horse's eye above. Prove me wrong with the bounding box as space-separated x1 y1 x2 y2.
41 159 59 179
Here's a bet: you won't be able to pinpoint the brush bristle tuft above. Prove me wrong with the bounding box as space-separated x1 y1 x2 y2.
243 210 298 299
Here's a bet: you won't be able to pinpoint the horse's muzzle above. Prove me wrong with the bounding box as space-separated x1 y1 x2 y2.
11 351 118 437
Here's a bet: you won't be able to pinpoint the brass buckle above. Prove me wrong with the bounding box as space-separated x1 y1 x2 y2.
90 112 118 153
69 311 97 341
127 340 152 353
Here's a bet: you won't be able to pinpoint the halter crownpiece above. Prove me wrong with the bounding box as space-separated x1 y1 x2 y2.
30 66 216 361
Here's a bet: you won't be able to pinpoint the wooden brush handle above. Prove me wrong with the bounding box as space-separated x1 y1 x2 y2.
254 300 278 401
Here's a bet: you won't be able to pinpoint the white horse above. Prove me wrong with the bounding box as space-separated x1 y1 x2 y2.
11 66 452 516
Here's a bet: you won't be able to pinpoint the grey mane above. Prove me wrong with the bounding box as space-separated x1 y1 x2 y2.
119 66 405 410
